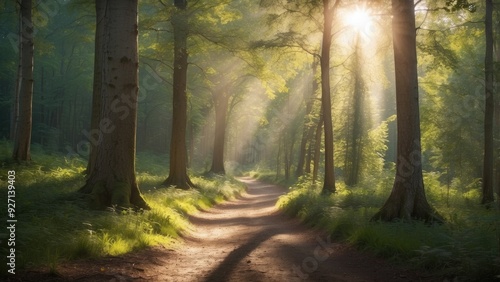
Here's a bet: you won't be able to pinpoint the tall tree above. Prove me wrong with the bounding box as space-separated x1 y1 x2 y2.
482 0 495 206
86 0 105 175
493 1 500 209
209 79 230 174
12 0 33 162
80 0 148 209
372 0 440 222
312 109 323 184
344 37 367 187
11 1 22 142
163 0 195 188
320 0 338 194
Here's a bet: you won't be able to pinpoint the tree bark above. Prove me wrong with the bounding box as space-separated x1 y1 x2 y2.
163 0 195 189
86 0 105 175
313 109 323 184
80 0 148 210
496 101 500 209
11 2 22 142
372 0 441 222
320 0 337 194
482 0 495 207
210 88 230 174
12 0 33 162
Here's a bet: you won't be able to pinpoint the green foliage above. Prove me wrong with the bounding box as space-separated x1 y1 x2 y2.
0 142 244 274
277 175 500 281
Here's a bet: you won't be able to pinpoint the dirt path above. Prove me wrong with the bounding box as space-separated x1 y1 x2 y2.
17 177 437 281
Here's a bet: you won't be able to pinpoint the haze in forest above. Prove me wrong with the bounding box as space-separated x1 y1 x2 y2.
0 0 498 280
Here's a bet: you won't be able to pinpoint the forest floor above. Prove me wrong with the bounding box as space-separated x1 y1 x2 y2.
14 177 441 282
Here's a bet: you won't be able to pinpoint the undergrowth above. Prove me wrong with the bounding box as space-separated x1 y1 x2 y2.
276 172 500 281
0 140 244 275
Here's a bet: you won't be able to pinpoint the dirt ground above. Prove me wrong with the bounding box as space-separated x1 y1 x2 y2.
12 177 440 281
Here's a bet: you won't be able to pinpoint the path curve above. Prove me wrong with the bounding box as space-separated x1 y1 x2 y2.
17 177 435 281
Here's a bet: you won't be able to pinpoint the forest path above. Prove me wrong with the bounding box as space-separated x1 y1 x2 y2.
20 177 435 281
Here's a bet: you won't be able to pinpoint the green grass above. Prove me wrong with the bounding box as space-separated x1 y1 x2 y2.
276 171 500 281
0 140 244 275
245 167 298 187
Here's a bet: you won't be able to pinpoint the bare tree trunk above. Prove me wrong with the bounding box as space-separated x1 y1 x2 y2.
312 109 323 184
13 0 33 162
11 2 22 142
320 0 337 194
276 135 283 179
492 3 500 209
372 0 441 222
482 0 495 207
496 100 500 209
80 0 148 210
163 0 195 189
305 135 313 174
86 0 105 175
210 89 230 174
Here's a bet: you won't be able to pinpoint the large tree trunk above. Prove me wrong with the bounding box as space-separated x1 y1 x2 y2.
12 0 33 162
482 0 495 207
210 89 230 174
86 0 105 175
496 101 500 209
493 2 500 209
320 0 337 194
372 0 441 222
163 0 195 189
80 0 148 210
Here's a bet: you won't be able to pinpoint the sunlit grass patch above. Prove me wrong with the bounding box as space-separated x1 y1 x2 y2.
277 174 500 281
0 142 245 275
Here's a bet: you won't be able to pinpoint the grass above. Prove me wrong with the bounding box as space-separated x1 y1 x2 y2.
276 171 500 281
0 140 244 276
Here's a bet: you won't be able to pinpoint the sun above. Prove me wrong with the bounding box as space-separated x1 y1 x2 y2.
344 6 373 35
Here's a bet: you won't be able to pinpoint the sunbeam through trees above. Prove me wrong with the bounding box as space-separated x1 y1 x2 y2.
0 0 498 280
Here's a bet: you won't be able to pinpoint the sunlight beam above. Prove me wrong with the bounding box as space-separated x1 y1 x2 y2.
343 6 374 38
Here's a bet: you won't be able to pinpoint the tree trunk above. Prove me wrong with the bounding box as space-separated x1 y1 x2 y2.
80 0 148 210
86 0 105 175
312 109 323 184
287 131 297 180
12 0 33 162
296 60 319 178
482 0 495 207
372 0 441 222
345 37 364 187
496 100 500 209
320 0 337 194
276 134 283 179
11 2 22 142
210 89 230 174
305 137 313 174
163 0 195 189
